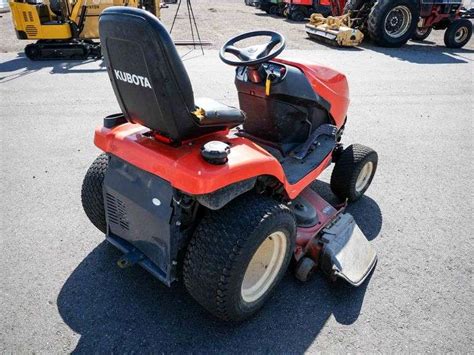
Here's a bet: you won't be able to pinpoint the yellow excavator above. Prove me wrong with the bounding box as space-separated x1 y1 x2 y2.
8 0 160 60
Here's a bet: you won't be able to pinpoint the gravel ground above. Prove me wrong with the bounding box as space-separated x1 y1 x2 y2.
1 0 473 353
1 0 473 53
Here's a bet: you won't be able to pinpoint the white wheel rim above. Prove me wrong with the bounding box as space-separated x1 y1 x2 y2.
455 27 468 43
355 161 374 193
384 6 412 39
241 231 287 303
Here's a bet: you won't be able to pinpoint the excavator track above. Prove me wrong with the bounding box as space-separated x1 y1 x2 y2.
24 40 101 61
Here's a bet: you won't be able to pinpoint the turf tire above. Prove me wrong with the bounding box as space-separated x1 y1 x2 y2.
183 193 296 321
330 144 378 202
81 153 109 233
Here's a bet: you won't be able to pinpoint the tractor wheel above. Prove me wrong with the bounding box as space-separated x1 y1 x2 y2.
330 144 378 202
367 0 419 47
269 5 278 15
183 193 296 321
290 10 306 22
444 19 472 49
411 26 432 41
81 153 109 233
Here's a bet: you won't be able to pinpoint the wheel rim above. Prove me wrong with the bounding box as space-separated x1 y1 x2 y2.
416 27 429 36
384 5 412 39
454 26 469 43
241 231 287 303
355 161 374 193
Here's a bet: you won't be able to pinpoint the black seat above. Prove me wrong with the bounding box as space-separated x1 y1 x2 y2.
99 7 245 143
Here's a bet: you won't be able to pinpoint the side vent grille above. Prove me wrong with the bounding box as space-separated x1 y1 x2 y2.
25 25 38 37
106 193 130 231
22 11 28 22
28 11 34 22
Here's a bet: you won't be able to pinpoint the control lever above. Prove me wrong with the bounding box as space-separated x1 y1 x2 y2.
265 73 277 96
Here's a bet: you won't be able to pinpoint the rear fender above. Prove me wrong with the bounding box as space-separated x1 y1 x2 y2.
95 123 332 199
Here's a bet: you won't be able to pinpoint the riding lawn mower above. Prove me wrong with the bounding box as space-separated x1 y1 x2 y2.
305 0 473 47
81 7 379 321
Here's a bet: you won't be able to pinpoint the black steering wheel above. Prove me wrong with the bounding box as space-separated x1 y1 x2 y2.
219 30 286 67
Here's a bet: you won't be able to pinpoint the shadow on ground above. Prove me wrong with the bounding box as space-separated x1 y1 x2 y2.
360 41 473 64
303 33 472 64
0 54 105 83
58 183 382 353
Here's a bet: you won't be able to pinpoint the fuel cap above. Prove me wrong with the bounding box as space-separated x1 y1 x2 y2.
201 141 230 165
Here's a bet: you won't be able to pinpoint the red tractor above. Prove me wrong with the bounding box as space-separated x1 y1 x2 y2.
332 0 472 47
284 0 333 21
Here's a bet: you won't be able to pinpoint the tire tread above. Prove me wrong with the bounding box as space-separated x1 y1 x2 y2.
81 153 109 233
183 194 295 321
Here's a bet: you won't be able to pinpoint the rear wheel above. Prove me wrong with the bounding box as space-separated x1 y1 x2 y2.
330 144 378 202
368 0 419 47
290 9 306 21
81 153 109 233
411 26 432 41
444 19 472 48
183 194 296 321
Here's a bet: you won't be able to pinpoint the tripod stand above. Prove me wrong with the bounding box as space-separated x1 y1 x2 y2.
169 0 204 55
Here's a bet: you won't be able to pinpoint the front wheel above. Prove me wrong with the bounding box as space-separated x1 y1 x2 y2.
330 144 378 202
183 194 296 321
411 26 432 41
444 19 472 49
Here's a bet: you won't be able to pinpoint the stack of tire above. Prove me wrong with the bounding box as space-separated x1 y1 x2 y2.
345 0 472 48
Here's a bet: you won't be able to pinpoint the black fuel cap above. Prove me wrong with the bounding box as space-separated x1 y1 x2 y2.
201 141 230 165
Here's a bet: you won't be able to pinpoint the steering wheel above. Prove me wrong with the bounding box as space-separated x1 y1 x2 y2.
219 30 286 67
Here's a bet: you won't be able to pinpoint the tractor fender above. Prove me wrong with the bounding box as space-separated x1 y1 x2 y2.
94 123 333 200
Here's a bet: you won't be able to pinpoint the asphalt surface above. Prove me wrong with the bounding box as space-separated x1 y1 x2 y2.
1 41 473 352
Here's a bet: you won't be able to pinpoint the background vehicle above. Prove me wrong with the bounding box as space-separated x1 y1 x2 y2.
284 0 332 21
259 0 285 16
306 0 472 47
8 0 160 60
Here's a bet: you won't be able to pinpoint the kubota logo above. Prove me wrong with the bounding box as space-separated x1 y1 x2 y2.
114 69 152 89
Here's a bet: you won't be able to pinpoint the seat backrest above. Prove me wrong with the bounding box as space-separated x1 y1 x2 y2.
99 7 197 141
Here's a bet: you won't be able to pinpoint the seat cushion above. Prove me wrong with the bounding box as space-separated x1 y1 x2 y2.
194 98 245 127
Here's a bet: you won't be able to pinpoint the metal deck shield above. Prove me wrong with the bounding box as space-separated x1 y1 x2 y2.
320 213 377 286
103 155 175 285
